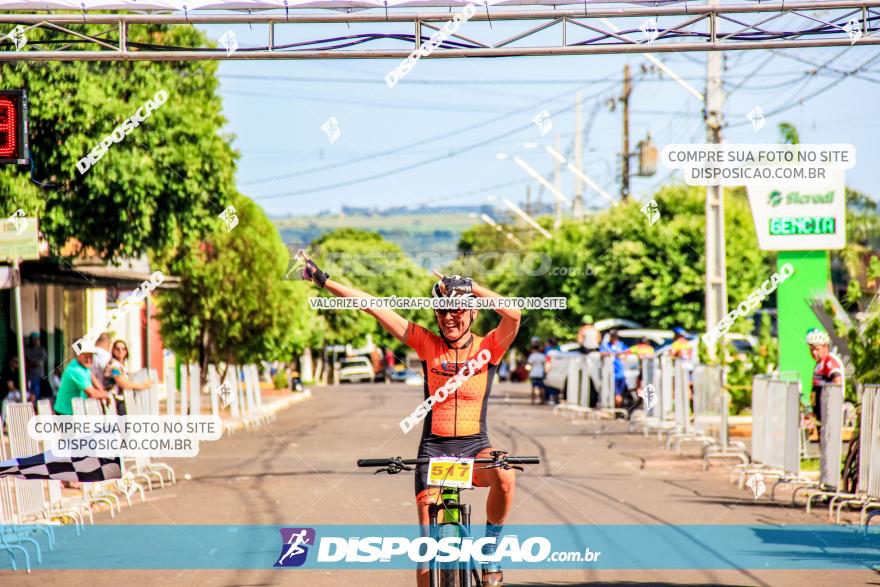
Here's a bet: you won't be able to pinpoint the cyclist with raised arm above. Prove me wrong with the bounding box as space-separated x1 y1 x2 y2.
301 256 521 587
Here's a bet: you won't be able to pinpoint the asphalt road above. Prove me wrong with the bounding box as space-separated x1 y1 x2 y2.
7 382 878 586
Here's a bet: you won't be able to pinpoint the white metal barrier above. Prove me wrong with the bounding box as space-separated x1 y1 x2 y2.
693 365 749 467
640 356 676 438
821 384 880 524
0 412 44 572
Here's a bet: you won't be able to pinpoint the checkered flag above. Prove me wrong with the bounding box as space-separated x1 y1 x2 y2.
0 451 121 482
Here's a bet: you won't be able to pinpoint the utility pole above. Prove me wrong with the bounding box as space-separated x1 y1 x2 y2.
705 0 728 355
553 131 562 228
620 63 632 201
525 186 532 217
573 91 585 219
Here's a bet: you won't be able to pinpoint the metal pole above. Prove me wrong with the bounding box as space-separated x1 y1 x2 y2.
2 3 875 24
573 91 585 219
553 131 562 228
145 294 152 371
621 63 632 201
704 2 728 356
12 259 27 399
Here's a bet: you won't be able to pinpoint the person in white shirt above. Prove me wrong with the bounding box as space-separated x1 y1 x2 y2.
92 333 112 388
526 339 547 405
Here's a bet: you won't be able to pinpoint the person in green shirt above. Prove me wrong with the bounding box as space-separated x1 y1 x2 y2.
54 341 109 415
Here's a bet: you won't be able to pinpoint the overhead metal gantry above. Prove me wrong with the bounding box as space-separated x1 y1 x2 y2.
0 0 878 59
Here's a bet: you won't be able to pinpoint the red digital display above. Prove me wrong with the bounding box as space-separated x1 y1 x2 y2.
0 90 28 165
0 96 17 158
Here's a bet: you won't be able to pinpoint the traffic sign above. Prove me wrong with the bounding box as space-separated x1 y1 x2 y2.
746 170 846 251
0 214 39 260
0 89 29 165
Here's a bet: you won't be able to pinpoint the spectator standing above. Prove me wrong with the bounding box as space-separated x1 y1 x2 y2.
543 337 560 354
93 333 112 387
630 337 654 358
2 355 24 404
669 327 694 363
526 343 546 405
54 342 109 416
105 339 152 416
577 315 601 353
599 329 630 407
24 332 47 400
498 360 510 382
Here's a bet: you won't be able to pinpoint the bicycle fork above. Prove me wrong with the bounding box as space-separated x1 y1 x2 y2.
428 489 479 587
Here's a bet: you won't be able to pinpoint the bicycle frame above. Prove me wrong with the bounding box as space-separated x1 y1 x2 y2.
428 485 477 587
356 453 539 587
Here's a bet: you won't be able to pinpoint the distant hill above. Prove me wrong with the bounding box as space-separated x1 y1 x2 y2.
273 204 543 268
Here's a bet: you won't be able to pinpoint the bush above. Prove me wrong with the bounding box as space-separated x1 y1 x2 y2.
273 370 289 391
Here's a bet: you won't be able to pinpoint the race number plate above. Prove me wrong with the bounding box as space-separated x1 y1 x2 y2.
427 457 474 489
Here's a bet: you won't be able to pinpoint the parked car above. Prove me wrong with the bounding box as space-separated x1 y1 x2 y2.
389 364 416 382
338 357 374 383
614 328 674 350
544 328 669 397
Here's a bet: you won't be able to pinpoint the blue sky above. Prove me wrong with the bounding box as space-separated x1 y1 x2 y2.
197 15 880 218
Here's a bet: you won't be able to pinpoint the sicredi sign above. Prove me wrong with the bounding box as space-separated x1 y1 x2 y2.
745 170 846 251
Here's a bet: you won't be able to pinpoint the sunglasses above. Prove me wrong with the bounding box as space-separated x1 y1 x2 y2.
435 308 468 317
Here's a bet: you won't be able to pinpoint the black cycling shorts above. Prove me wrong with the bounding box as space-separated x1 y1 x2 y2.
414 433 492 497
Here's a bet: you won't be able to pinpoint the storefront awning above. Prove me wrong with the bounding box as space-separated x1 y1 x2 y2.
18 258 180 290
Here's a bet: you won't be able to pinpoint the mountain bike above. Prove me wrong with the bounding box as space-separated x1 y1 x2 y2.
357 451 540 587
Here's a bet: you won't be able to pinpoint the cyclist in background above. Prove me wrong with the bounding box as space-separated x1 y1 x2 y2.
301 256 520 587
806 328 843 426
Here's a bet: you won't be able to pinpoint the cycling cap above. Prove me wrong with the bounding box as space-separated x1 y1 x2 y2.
673 327 687 336
806 328 830 346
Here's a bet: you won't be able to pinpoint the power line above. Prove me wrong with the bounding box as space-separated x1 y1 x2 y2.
252 80 621 200
218 71 810 85
727 51 880 128
246 76 625 188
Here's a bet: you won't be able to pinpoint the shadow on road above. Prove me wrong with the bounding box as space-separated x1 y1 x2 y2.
506 582 752 587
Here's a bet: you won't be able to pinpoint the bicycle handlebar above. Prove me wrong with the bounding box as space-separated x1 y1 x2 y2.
357 456 540 467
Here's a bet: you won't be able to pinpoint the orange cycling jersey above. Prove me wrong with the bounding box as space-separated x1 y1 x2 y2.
404 322 512 439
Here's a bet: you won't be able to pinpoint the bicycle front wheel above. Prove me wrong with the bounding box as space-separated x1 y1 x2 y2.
437 523 461 587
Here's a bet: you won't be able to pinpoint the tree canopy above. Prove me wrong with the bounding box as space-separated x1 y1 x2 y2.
456 184 771 348
307 228 432 351
158 194 313 370
0 24 236 260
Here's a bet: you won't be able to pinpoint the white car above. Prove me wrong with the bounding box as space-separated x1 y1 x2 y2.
338 357 374 383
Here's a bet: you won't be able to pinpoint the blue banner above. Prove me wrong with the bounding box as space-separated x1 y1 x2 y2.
2 524 877 570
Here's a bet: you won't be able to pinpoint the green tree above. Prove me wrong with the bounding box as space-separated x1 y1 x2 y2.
307 229 432 352
0 24 236 260
777 122 800 145
158 195 312 376
505 184 770 346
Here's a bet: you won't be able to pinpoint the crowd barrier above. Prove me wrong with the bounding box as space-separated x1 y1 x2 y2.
553 352 601 420
810 384 880 524
0 361 283 572
695 366 749 468
641 355 677 438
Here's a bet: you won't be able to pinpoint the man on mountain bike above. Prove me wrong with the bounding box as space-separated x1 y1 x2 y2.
805 328 843 426
301 257 520 587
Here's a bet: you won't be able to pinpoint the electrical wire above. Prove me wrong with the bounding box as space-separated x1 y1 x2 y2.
247 78 620 188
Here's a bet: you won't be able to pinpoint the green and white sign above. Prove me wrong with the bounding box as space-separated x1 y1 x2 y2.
0 214 39 260
746 170 846 250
